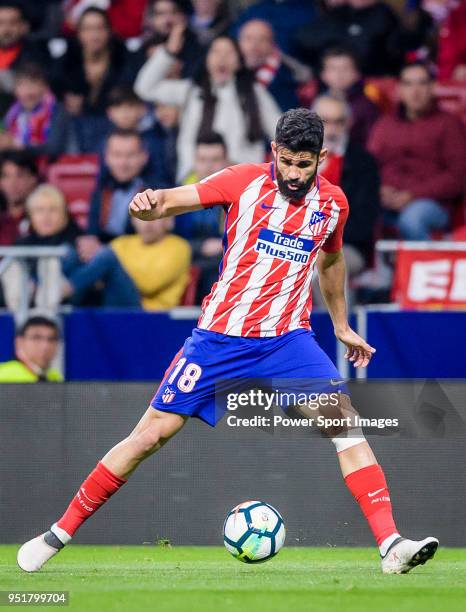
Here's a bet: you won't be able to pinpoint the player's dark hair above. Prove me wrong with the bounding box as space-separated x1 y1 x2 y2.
275 109 324 154
15 62 47 83
107 85 144 109
194 36 263 144
0 150 39 177
196 131 227 152
16 316 60 338
399 60 434 81
320 45 361 73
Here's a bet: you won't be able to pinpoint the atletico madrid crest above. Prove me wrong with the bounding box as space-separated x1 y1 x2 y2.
162 386 176 403
308 211 327 236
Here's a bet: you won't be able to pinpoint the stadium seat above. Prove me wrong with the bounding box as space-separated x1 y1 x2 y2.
180 265 201 306
47 154 99 229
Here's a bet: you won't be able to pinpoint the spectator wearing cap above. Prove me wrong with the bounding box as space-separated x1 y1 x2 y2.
319 46 379 147
0 150 39 245
0 62 72 158
0 315 63 382
368 62 466 240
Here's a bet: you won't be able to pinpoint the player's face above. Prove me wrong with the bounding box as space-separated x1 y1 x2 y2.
272 143 326 200
207 37 240 85
105 136 148 183
16 325 59 371
194 143 228 181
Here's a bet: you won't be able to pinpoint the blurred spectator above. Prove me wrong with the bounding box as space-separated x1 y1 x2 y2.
2 184 83 311
319 46 379 147
143 0 203 78
0 150 39 245
0 62 72 158
314 94 380 270
0 315 63 382
84 129 150 258
295 0 402 76
176 132 228 301
94 85 173 187
135 35 281 182
0 1 50 112
238 19 311 110
65 216 191 309
52 7 141 118
368 62 466 240
435 0 466 81
190 0 231 47
233 0 316 56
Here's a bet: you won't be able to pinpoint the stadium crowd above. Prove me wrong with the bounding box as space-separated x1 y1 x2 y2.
0 0 465 311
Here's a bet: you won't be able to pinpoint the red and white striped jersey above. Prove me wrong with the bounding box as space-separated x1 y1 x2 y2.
195 162 349 337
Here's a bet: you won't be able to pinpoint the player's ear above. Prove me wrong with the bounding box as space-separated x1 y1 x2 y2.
271 141 277 157
318 148 328 165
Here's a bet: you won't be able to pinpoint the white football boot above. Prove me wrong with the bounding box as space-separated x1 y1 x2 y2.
17 529 65 573
381 536 439 574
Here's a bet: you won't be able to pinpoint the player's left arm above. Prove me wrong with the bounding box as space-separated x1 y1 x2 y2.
317 188 375 368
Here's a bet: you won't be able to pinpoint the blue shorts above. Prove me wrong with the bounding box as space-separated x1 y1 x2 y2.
151 328 343 427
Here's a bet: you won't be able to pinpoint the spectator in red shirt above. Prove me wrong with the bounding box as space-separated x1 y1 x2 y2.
0 150 39 245
368 61 466 240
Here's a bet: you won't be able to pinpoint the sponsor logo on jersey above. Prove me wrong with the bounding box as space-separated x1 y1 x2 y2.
308 210 328 236
255 228 314 264
162 386 176 403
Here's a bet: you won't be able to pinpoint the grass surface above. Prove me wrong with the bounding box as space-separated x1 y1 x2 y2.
0 545 465 612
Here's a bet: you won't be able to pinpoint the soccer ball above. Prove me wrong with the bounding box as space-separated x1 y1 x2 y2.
223 500 286 563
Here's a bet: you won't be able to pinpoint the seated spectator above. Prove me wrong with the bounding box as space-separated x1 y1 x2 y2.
0 1 50 114
101 86 173 187
176 132 228 301
85 129 151 249
319 46 379 147
0 315 63 382
135 34 281 182
0 62 72 158
238 19 311 111
0 150 39 245
190 0 231 47
143 0 203 78
65 216 191 310
2 184 83 311
314 94 380 272
51 7 141 120
233 0 316 56
368 61 466 240
295 0 402 76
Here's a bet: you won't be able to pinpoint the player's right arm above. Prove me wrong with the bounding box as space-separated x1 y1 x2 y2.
129 185 204 221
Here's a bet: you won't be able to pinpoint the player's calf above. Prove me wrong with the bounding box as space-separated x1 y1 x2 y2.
17 407 186 572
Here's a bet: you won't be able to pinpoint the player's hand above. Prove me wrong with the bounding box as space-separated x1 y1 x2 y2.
335 327 376 368
129 189 160 220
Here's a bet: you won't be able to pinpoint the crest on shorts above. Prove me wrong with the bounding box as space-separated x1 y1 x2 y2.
162 386 176 403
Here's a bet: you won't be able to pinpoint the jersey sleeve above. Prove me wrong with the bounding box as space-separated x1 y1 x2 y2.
321 187 350 253
194 164 258 209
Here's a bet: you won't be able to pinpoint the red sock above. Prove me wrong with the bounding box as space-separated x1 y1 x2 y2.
344 464 398 546
56 462 127 538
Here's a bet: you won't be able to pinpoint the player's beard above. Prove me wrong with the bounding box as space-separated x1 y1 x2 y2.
276 166 317 201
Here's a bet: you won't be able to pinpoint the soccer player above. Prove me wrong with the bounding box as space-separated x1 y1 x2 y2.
17 109 438 574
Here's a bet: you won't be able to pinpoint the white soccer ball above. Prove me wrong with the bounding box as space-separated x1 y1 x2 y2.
223 500 286 563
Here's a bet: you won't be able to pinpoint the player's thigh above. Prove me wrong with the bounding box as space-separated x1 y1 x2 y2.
129 405 187 441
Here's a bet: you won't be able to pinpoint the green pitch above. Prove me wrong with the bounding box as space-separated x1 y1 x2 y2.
1 546 465 612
